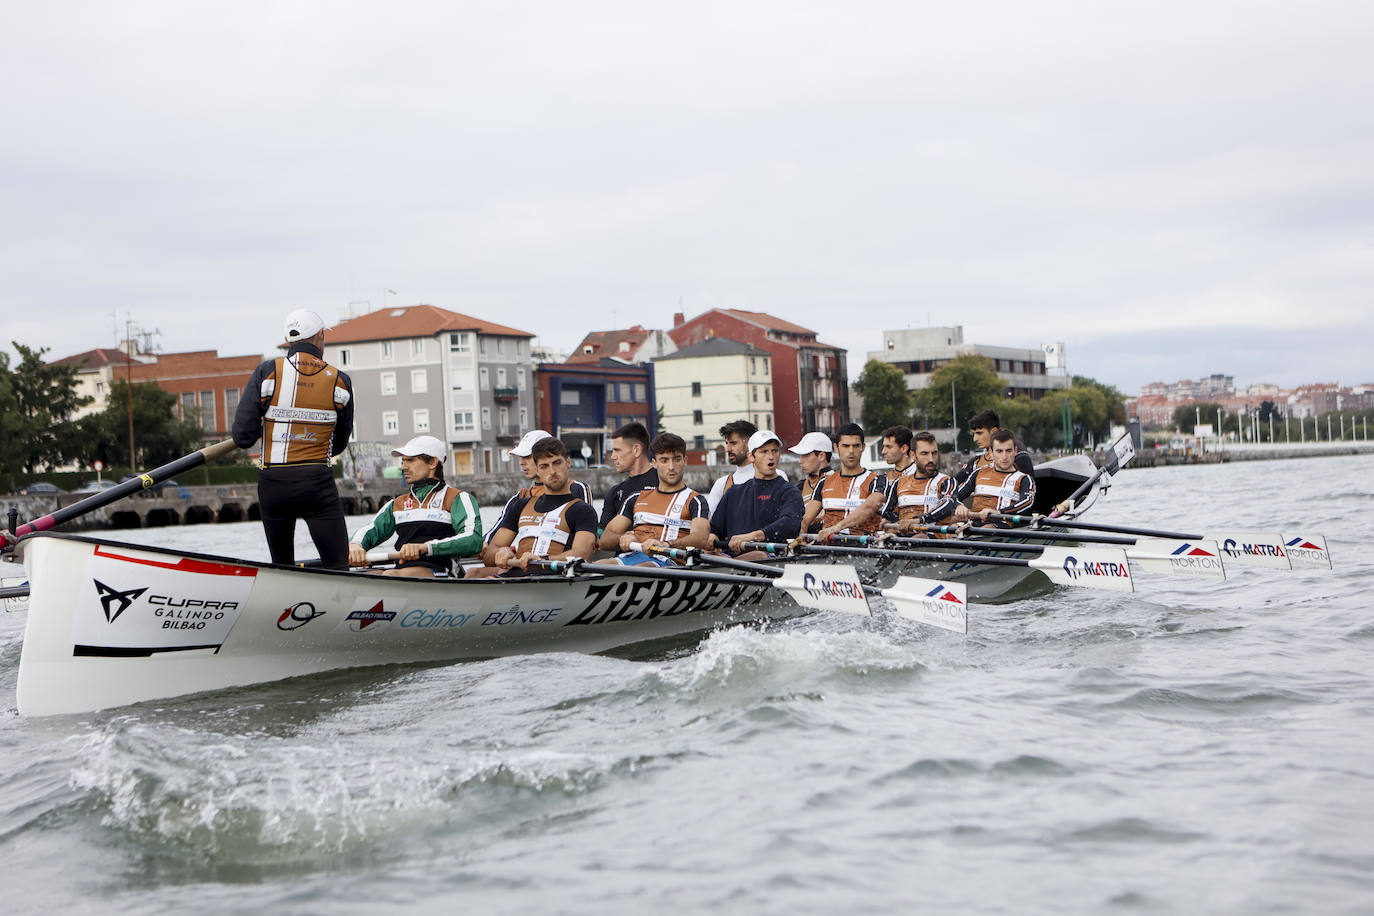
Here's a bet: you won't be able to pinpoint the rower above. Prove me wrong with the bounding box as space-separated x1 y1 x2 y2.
789 431 835 503
231 309 355 569
481 428 591 564
468 437 598 577
710 429 805 558
945 428 1036 528
597 422 659 535
803 422 890 542
880 426 917 481
347 435 482 577
885 430 956 536
705 419 757 515
597 433 710 566
954 409 1033 484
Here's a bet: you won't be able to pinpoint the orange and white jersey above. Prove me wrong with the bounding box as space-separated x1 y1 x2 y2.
620 487 709 544
813 470 889 535
892 472 956 523
968 466 1035 516
515 497 579 558
259 352 352 466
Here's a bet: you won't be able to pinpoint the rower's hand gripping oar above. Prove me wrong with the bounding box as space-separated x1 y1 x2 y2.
0 439 239 550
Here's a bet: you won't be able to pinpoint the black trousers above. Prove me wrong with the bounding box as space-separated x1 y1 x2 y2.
258 465 347 569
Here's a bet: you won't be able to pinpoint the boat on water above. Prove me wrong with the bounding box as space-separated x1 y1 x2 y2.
12 455 1109 717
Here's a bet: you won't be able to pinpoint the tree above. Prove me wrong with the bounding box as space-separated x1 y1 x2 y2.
1173 401 1224 435
853 359 913 433
0 343 91 475
911 355 1003 447
84 380 204 468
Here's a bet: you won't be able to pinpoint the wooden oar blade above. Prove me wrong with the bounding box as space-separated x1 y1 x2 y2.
1203 531 1293 570
1129 538 1227 580
1281 533 1332 570
1034 547 1135 591
773 563 872 616
881 577 968 633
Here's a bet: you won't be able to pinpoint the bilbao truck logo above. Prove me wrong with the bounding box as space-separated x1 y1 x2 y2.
93 579 147 623
278 601 326 630
801 572 864 601
1222 538 1285 558
346 599 396 631
1061 555 1129 581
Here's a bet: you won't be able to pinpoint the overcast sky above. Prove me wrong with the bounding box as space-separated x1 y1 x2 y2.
4 1 1372 394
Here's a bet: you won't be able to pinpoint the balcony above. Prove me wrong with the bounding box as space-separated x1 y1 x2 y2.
493 386 519 402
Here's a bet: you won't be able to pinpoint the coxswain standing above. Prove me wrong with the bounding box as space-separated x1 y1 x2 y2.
469 437 598 577
597 433 710 566
954 409 1033 484
597 422 659 536
803 422 890 541
232 309 355 568
347 435 482 577
710 430 805 558
885 431 956 536
938 429 1036 528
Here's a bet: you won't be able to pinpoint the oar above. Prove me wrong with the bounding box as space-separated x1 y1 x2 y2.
632 542 775 575
746 540 1135 592
822 533 1225 581
1048 431 1135 517
985 513 1308 570
531 555 874 617
0 439 238 550
893 524 1138 546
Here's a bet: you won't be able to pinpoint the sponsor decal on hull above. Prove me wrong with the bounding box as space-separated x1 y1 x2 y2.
278 601 327 630
343 598 400 632
564 575 769 627
73 551 256 656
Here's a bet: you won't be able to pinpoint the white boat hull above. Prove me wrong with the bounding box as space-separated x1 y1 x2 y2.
18 535 798 717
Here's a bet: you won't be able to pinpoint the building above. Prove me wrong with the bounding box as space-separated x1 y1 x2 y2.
534 360 655 464
667 309 847 444
48 347 146 421
869 326 1066 399
567 325 677 365
322 304 536 475
652 338 774 455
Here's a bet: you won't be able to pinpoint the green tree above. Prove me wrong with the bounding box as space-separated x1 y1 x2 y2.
0 343 91 475
912 355 1003 447
84 380 204 468
853 359 913 432
1173 401 1224 435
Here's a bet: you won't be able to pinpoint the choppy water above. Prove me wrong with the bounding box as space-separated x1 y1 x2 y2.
2 456 1372 914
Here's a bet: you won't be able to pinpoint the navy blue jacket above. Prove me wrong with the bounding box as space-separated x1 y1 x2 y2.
710 474 805 552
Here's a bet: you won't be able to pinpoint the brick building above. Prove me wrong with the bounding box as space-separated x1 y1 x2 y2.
534 360 655 465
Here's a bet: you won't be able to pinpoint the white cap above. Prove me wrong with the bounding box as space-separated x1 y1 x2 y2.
509 429 553 457
284 308 327 342
391 435 447 461
747 429 782 453
789 431 833 455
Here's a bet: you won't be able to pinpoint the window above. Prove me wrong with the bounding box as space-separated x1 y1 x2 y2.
766 413 773 428
339 348 352 367
380 341 394 361
754 413 761 427
381 372 397 396
752 386 758 403
633 383 645 401
199 391 216 430
180 391 196 422
763 358 770 374
765 387 771 403
694 435 705 450
517 368 527 391
619 340 631 353
224 387 239 419
750 357 757 374
562 388 581 406
411 339 424 358
479 337 488 355
691 381 702 397
479 368 490 390
453 410 475 432
413 408 430 433
520 406 528 427
383 411 399 435
497 367 507 388
482 406 492 429
451 370 466 390
448 332 470 353
411 369 427 393
693 409 704 424
518 339 526 355
496 338 505 355
605 383 616 403
95 380 105 395
498 407 509 433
